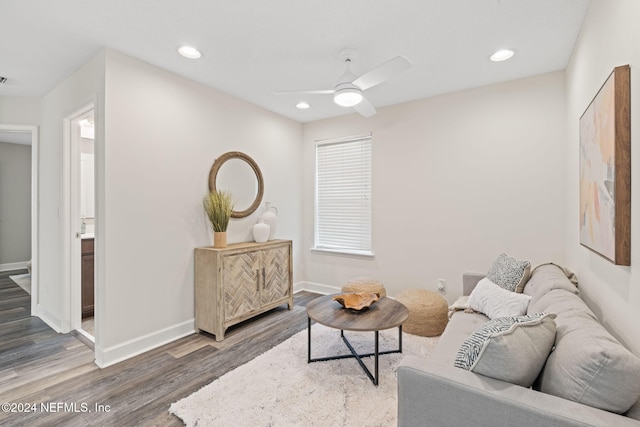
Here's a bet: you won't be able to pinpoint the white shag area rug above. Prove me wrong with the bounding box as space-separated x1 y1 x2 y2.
170 324 439 427
9 273 31 295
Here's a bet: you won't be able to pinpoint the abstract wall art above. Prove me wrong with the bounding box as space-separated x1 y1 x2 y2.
579 65 631 265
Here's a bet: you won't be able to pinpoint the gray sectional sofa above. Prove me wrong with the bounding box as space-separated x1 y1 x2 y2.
397 264 640 427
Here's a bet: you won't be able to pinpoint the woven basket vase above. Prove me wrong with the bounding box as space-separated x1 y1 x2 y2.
341 277 387 298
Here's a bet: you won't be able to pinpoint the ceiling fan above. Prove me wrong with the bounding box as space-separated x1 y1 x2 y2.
274 49 413 117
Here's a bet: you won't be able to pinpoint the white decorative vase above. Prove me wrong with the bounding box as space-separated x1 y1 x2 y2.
253 219 270 243
259 202 278 240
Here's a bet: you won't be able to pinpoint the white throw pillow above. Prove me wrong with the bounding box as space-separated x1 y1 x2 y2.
468 278 531 319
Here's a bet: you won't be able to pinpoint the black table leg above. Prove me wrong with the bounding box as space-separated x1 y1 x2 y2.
307 324 403 386
307 316 311 363
374 331 379 385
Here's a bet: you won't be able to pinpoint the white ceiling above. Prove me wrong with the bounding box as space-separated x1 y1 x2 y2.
0 0 590 123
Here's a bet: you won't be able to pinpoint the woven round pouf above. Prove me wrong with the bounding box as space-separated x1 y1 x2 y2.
341 277 387 298
395 289 448 337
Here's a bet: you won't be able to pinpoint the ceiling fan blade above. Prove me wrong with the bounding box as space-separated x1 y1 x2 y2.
352 56 413 90
273 89 335 95
353 97 377 118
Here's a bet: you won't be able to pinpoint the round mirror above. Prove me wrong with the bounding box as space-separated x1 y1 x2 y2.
209 151 264 218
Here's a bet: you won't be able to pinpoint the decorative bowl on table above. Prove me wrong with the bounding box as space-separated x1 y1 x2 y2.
333 292 380 311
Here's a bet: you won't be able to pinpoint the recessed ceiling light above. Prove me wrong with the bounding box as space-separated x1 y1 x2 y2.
178 46 202 59
296 101 310 109
490 49 515 62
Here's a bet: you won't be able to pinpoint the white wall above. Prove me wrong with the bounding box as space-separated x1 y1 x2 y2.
0 97 41 125
302 71 567 301
2 48 302 367
98 50 302 365
565 0 640 354
0 142 31 265
39 51 106 331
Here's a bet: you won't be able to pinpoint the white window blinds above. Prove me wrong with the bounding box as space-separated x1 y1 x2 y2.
315 135 372 255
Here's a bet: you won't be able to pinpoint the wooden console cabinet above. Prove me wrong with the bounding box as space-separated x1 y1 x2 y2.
194 240 293 341
81 238 94 318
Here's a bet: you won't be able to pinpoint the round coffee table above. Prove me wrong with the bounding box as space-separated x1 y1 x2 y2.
306 294 409 386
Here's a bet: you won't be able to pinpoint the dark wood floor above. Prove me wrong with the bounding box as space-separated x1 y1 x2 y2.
0 269 320 426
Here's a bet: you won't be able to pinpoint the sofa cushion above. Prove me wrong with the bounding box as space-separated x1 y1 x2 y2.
523 264 579 306
429 311 489 365
625 399 640 421
454 313 556 387
528 288 594 319
468 278 531 319
487 253 531 293
533 290 640 414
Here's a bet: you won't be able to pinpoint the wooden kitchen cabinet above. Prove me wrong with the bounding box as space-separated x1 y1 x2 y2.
81 238 94 318
194 240 293 341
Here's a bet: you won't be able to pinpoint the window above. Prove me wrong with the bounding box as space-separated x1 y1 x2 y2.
314 134 372 256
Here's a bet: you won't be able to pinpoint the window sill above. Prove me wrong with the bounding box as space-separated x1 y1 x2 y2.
310 247 375 259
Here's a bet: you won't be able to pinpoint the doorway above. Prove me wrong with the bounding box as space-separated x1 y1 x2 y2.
65 106 96 343
0 125 39 316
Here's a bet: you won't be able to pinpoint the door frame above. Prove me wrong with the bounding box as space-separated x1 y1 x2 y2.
0 124 39 316
62 103 95 334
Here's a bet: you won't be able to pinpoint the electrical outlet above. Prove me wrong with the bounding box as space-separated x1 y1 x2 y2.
437 279 446 292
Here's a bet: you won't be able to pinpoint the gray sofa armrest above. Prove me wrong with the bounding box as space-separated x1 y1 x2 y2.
397 355 640 427
462 272 485 296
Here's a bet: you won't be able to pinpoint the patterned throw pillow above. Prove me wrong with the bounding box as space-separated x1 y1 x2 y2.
454 313 557 387
487 253 531 293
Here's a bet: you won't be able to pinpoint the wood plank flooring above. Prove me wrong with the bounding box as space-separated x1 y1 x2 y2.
0 269 320 426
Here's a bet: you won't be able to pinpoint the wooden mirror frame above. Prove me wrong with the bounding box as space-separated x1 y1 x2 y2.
208 151 264 218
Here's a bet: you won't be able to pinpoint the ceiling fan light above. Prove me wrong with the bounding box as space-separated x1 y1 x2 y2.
334 88 363 107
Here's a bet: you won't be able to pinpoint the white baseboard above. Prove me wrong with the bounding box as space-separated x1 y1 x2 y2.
37 304 64 333
294 281 341 295
95 319 195 368
89 283 340 368
0 261 29 272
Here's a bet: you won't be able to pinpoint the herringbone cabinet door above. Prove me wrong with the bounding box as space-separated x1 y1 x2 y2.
195 240 293 341
223 251 260 321
261 245 290 305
